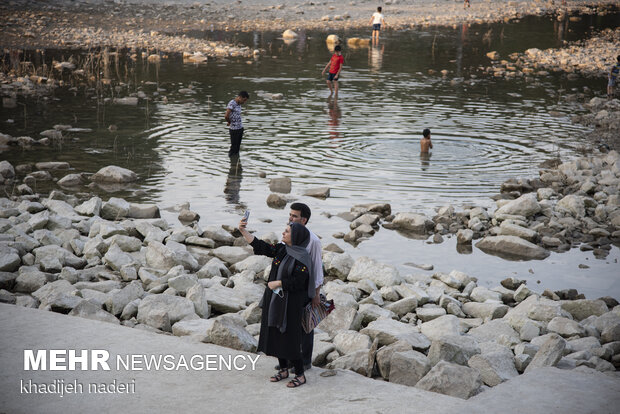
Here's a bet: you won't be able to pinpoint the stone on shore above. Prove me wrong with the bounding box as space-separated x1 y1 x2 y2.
322 251 354 281
90 166 138 183
268 177 291 193
266 193 287 208
389 350 431 387
415 361 482 399
361 318 431 350
68 300 120 325
560 299 609 321
347 256 401 288
304 187 330 198
468 349 519 386
476 236 550 260
388 213 434 233
204 315 257 352
427 335 481 366
525 333 566 373
136 294 197 331
495 193 541 217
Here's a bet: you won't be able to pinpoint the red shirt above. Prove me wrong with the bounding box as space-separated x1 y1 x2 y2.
329 54 344 74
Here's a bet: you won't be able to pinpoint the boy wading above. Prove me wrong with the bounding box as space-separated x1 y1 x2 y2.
225 91 249 157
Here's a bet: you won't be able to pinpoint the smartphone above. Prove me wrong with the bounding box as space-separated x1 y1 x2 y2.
242 210 250 221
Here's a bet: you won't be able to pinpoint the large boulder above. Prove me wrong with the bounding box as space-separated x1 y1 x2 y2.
171 319 213 341
388 213 434 233
211 246 253 265
389 350 431 386
524 333 566 373
333 330 372 355
495 193 540 217
560 299 608 321
326 350 369 376
74 197 102 217
322 251 354 281
498 222 538 243
137 294 197 331
204 315 257 352
104 281 144 316
347 256 402 288
204 285 247 313
420 315 462 341
547 316 586 338
360 318 431 350
33 245 86 270
319 306 361 336
102 244 136 271
476 236 550 260
90 165 138 183
415 361 483 399
467 348 518 386
230 255 272 275
462 302 509 320
556 195 585 217
467 320 520 347
428 335 481 366
68 301 119 325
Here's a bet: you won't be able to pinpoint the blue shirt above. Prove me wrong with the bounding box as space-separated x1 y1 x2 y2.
227 99 243 130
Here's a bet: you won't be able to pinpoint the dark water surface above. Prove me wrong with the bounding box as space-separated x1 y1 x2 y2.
2 13 619 298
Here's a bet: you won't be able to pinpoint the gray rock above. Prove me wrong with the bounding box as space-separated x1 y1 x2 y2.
312 341 336 366
197 257 231 279
90 165 138 183
204 314 257 352
417 307 447 322
57 173 84 187
499 222 538 243
304 187 330 198
420 315 463 341
495 193 541 217
120 299 140 320
389 213 434 233
375 340 412 379
547 316 586 338
319 306 361 336
468 320 521 347
145 241 182 272
519 320 541 341
0 248 20 272
322 251 354 281
556 195 585 217
568 337 601 353
347 256 401 288
171 319 213 341
358 303 396 324
266 193 287 208
428 335 481 366
14 270 47 293
240 302 261 324
104 281 144 316
468 348 519 386
514 284 533 302
476 236 550 260
0 160 15 179
204 284 247 313
102 244 136 271
137 294 197 331
601 324 620 344
101 197 130 220
389 350 431 386
361 318 430 350
326 349 369 376
34 244 86 269
230 255 271 275
416 361 482 399
128 203 160 219
168 274 199 295
333 330 372 355
456 229 474 244
269 177 292 193
462 302 509 320
74 197 102 216
201 226 235 246
68 300 119 324
560 299 609 321
525 333 566 373
211 246 253 265
386 297 418 317
470 286 502 303
74 280 122 293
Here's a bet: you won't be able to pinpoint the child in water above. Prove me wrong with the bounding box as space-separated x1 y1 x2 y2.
420 128 433 153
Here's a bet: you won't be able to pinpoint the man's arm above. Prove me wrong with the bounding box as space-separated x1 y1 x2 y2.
308 233 324 307
224 108 231 126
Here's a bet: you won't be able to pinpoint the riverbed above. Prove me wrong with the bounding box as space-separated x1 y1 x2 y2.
1 13 619 298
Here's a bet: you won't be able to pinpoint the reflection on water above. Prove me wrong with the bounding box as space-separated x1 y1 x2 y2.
2 13 619 298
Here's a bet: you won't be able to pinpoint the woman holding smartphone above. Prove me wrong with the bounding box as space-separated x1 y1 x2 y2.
238 217 315 388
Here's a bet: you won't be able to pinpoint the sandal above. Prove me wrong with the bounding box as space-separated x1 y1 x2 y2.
286 375 306 388
270 369 289 382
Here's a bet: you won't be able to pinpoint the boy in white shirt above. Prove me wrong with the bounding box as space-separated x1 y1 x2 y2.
369 6 387 41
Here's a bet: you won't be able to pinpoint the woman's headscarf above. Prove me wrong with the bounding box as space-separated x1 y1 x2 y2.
268 222 315 333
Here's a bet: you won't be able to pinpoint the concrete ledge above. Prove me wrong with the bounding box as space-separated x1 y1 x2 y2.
1 303 619 414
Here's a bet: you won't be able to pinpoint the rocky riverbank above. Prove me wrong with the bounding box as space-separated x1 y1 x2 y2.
1 153 619 399
506 27 620 79
1 0 618 52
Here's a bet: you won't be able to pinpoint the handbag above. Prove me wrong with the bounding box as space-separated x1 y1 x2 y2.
301 294 335 334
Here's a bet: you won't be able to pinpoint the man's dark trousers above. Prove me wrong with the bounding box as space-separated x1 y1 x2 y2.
229 128 244 156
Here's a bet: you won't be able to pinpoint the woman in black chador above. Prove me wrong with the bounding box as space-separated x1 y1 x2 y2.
238 219 315 388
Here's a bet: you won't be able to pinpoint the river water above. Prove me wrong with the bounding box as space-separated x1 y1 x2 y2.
1 13 619 299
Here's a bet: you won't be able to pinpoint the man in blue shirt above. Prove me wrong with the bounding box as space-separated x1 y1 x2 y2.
225 91 250 156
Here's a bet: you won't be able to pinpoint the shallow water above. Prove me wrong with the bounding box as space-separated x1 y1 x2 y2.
2 14 619 299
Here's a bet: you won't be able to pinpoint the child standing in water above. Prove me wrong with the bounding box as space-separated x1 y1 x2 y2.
321 45 344 97
420 128 433 153
370 7 387 41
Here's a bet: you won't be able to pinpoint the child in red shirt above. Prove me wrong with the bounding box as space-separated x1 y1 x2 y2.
321 45 344 97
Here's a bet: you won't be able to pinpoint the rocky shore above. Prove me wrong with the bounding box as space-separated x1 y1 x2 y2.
1 0 618 53
1 147 619 399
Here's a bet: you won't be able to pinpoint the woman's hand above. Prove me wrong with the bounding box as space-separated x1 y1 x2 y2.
238 219 255 243
268 281 282 290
